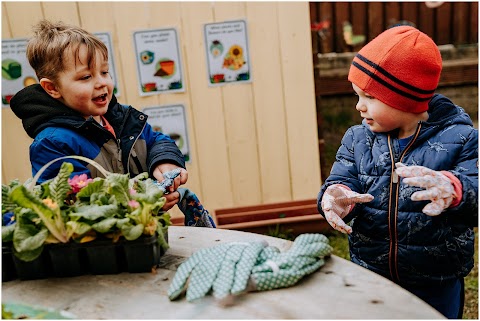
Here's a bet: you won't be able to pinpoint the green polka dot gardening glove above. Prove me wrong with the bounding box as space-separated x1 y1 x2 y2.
167 233 332 302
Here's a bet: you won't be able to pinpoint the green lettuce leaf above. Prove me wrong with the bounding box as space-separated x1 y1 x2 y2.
10 185 68 243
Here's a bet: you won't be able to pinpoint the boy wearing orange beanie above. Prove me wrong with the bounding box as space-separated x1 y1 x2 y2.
317 25 477 318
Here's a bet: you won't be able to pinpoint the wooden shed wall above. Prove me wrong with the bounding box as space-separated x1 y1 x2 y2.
1 1 321 219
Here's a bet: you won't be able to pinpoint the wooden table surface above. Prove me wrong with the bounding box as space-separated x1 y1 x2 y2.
2 226 445 319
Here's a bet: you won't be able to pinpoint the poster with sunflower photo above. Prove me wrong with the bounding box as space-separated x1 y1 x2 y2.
204 20 251 86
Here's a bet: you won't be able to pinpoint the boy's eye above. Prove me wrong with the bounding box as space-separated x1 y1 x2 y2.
81 75 91 80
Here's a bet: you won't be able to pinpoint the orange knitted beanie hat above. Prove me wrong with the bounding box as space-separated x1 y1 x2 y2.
348 26 442 113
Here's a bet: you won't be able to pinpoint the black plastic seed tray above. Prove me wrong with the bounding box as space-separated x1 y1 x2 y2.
2 232 167 281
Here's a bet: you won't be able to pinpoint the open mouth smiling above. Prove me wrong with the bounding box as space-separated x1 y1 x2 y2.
93 93 108 102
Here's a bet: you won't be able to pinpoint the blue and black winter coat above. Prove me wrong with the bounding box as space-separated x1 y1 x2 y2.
317 94 478 287
10 84 185 183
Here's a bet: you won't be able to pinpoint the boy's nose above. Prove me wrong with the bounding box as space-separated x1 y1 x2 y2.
95 76 108 88
355 100 366 112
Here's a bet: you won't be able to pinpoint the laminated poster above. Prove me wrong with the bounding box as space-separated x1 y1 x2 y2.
133 28 184 95
1 38 37 107
143 104 190 162
204 19 251 86
94 32 121 97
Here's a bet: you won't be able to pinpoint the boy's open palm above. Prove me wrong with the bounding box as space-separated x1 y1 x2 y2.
321 184 374 234
395 163 456 216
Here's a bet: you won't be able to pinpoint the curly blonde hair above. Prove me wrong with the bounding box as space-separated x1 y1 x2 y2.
27 20 108 82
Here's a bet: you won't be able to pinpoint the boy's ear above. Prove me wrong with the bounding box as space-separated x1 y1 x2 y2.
40 78 62 99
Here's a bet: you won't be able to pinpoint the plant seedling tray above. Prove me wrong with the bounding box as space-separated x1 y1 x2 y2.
2 232 167 281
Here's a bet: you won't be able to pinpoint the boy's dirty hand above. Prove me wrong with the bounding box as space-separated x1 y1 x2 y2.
153 163 188 193
321 184 374 234
395 162 456 216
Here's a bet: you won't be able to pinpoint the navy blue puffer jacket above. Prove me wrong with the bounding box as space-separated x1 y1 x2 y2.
317 94 478 286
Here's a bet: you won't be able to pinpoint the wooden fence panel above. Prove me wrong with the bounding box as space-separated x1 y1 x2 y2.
471 2 479 44
1 2 42 183
367 2 384 41
334 2 349 52
385 2 401 28
310 2 478 54
318 2 334 54
246 2 293 204
418 3 435 38
212 2 263 206
436 2 452 45
278 2 321 200
402 2 419 27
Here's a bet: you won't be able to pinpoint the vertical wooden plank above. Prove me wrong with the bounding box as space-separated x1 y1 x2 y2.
401 2 419 28
145 2 203 202
334 2 350 52
41 2 80 25
278 2 322 200
318 2 334 53
77 2 126 103
351 2 367 39
309 2 318 23
1 2 43 183
245 2 292 203
452 2 468 45
367 2 384 40
385 2 400 29
309 2 319 56
110 3 162 111
418 2 435 39
2 2 13 184
470 2 479 44
2 2 12 38
179 2 234 209
435 2 452 45
212 2 262 206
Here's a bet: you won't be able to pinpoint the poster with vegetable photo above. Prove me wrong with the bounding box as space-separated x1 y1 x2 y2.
1 39 38 107
204 20 251 86
143 104 190 162
133 28 184 95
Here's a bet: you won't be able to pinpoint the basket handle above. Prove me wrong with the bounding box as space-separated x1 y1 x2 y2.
27 155 112 189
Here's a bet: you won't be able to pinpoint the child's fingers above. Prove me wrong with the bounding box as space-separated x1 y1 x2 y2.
402 176 437 189
348 193 374 204
396 165 435 178
179 168 188 185
422 200 448 216
324 210 352 234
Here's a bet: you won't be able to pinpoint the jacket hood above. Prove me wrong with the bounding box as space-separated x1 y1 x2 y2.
10 84 118 138
426 93 473 126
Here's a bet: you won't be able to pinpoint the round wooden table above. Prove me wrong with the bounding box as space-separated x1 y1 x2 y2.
2 226 444 319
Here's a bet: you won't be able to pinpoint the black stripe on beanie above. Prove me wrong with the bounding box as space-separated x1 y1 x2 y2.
352 54 435 102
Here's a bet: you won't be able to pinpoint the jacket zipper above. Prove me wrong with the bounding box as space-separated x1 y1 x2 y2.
126 121 147 175
387 124 422 283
